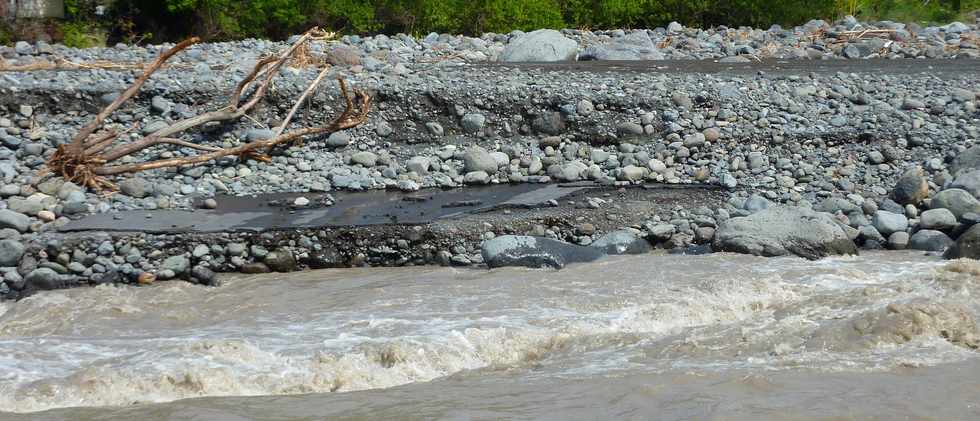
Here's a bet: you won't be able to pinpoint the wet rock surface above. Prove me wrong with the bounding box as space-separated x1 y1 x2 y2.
945 224 980 260
481 235 604 269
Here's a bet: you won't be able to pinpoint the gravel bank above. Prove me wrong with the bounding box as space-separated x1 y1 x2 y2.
1 17 979 298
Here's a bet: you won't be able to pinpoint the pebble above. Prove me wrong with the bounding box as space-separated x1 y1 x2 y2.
36 210 55 222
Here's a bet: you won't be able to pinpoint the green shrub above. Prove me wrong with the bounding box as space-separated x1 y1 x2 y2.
472 0 567 33
308 0 381 33
843 0 980 23
94 0 980 43
0 23 13 46
61 22 107 48
407 0 467 34
561 0 661 29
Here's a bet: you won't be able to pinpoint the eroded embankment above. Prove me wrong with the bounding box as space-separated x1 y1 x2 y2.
0 53 978 298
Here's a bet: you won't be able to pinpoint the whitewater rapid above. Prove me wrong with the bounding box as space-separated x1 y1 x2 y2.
1 251 978 419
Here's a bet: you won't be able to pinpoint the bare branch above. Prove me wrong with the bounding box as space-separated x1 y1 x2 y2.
229 56 278 109
43 27 372 192
274 66 333 136
99 29 325 162
68 37 200 152
98 82 371 175
95 127 327 175
157 138 224 152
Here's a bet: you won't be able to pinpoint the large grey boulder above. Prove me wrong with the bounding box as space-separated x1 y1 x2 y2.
645 223 675 242
532 112 565 135
589 229 652 255
888 232 910 250
7 197 44 216
814 197 860 214
549 161 588 181
872 210 908 236
463 171 490 184
25 268 70 291
350 151 378 167
160 255 190 275
264 248 297 272
950 145 980 176
743 194 771 213
919 208 958 231
0 239 25 266
462 147 499 173
191 266 218 286
0 209 30 233
910 230 954 252
461 113 486 133
119 177 152 198
945 224 980 259
579 31 664 60
500 30 578 62
326 131 351 147
931 189 980 220
949 169 980 199
713 205 858 260
245 128 275 142
892 167 929 206
482 235 604 269
859 225 886 244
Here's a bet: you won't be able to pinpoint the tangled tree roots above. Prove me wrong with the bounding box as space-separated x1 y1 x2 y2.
44 146 114 190
41 27 371 192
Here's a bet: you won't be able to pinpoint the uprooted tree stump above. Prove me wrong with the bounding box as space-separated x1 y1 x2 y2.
42 27 371 191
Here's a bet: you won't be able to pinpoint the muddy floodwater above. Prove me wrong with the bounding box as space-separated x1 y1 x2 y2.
2 252 979 420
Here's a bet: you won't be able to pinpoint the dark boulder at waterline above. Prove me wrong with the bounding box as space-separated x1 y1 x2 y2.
945 224 980 260
481 235 604 269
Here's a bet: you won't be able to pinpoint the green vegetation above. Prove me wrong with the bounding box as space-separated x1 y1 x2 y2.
60 21 107 48
843 0 980 23
0 23 13 47
59 0 109 47
10 0 980 45
120 0 975 42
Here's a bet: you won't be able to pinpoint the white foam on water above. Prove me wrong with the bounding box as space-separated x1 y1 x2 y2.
0 253 975 414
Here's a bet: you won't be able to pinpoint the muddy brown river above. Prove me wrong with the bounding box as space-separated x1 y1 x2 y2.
2 252 979 420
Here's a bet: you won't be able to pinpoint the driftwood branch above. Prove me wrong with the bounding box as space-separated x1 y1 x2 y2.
44 27 372 191
275 65 333 136
68 37 201 155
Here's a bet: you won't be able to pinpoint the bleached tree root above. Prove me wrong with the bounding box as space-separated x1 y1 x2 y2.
43 27 371 192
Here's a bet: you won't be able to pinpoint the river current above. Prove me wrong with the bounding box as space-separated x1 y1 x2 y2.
1 251 979 420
